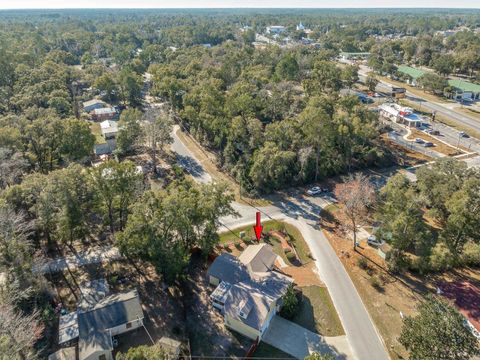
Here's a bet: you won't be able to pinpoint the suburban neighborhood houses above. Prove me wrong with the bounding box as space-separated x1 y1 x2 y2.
1 7 480 360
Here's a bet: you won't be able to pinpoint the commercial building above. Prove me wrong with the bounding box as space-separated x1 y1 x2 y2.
379 103 423 128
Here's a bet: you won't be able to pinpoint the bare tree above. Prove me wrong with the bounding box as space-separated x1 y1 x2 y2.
335 174 375 251
0 206 33 275
0 148 28 189
143 108 173 174
0 299 43 360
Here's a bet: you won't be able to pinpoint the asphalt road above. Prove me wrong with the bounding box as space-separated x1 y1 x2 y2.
357 68 480 135
171 129 390 360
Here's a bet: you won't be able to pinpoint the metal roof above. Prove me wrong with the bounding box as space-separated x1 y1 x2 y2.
397 65 426 79
447 79 480 93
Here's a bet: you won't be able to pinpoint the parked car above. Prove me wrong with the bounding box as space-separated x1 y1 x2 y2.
463 319 480 340
423 141 434 147
306 186 327 196
367 235 384 247
415 138 424 144
459 131 469 138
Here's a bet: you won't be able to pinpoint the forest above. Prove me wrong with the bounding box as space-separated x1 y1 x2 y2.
0 8 480 359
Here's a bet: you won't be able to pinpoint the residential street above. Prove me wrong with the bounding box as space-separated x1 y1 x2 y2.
171 129 390 360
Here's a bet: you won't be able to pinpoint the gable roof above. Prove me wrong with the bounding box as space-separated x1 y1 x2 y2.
224 283 275 331
447 79 480 93
397 65 426 79
207 253 250 284
239 244 277 274
83 99 106 108
100 120 119 136
398 66 480 93
78 290 143 359
94 107 117 115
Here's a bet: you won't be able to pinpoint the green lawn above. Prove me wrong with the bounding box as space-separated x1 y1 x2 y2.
90 122 106 144
290 285 345 337
251 342 294 359
219 220 311 265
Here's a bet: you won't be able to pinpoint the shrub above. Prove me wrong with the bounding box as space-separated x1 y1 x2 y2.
286 252 296 262
357 257 368 270
461 242 480 267
280 285 299 319
428 243 454 272
370 275 383 291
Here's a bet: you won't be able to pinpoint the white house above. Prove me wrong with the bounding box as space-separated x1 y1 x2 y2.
207 245 293 341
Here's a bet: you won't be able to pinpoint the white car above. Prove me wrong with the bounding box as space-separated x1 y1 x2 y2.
306 186 327 196
463 319 480 340
367 235 384 247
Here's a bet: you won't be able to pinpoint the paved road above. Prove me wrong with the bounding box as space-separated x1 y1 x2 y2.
171 125 212 183
263 315 352 359
357 66 480 135
171 130 390 360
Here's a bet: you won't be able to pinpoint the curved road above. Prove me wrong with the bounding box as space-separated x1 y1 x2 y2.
171 129 389 360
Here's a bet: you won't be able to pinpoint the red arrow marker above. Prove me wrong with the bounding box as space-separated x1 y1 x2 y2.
253 212 263 241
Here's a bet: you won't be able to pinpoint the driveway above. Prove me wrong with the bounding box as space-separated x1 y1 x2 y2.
262 315 352 359
33 246 122 274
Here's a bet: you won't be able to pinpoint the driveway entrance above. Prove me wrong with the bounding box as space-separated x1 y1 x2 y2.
262 315 353 359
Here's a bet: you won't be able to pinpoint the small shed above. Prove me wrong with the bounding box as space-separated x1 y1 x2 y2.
378 243 392 260
158 337 182 359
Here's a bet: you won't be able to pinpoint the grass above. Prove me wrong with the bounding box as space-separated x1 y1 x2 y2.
219 220 311 265
90 122 106 144
289 285 345 337
251 343 294 359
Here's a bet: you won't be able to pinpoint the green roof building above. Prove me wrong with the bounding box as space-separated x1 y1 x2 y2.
397 65 480 99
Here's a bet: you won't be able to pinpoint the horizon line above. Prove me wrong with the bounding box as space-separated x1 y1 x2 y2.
1 6 480 10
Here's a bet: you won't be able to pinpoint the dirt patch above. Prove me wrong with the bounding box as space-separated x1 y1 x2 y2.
47 259 187 355
380 134 433 166
281 262 323 287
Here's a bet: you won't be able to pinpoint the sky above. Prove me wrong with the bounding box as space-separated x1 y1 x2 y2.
0 0 479 9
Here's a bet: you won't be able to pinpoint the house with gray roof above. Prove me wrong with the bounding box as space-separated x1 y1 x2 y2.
83 99 108 113
78 290 144 360
208 245 293 341
50 288 144 360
